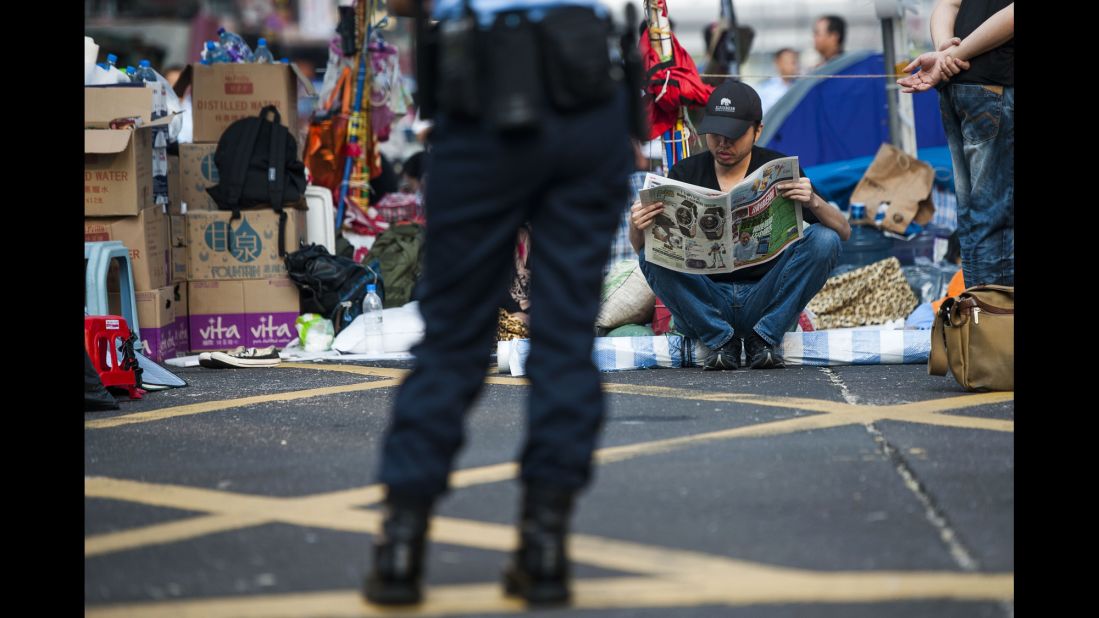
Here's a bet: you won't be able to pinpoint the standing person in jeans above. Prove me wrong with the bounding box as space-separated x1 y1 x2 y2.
364 0 634 607
897 0 1013 286
629 80 850 370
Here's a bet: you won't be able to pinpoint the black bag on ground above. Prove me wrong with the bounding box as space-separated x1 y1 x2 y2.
207 105 307 257
284 244 383 333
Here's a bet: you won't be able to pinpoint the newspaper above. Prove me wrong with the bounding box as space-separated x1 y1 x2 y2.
639 157 805 274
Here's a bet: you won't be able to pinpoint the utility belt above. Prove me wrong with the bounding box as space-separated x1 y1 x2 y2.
419 6 623 133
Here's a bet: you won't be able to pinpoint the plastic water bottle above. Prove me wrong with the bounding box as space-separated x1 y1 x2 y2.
203 41 231 64
279 57 290 64
135 60 167 119
253 38 275 64
362 284 384 354
106 53 118 70
125 66 137 82
217 27 254 63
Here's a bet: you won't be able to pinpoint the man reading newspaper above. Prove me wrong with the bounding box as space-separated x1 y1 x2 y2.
629 80 851 369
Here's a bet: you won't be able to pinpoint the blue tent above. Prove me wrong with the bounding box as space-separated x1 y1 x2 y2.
759 50 948 169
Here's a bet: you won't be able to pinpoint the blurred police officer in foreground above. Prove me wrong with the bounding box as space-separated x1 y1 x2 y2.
364 0 640 607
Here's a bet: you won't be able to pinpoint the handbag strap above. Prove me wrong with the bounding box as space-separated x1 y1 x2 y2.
928 304 949 377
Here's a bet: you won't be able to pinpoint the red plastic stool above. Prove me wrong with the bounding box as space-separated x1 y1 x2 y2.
84 315 144 400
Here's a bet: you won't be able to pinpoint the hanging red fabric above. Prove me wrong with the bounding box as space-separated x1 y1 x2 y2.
640 14 714 139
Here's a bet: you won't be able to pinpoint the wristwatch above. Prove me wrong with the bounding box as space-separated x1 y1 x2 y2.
675 201 697 238
699 207 725 240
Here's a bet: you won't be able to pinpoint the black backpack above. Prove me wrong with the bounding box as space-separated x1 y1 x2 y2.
284 243 383 333
207 105 307 257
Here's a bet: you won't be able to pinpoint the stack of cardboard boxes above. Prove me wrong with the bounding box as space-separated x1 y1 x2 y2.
85 85 177 362
85 63 317 359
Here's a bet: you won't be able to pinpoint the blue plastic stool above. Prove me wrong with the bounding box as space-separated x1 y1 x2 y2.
85 241 142 348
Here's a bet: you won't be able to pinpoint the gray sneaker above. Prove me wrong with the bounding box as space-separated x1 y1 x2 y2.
702 337 742 370
745 332 785 369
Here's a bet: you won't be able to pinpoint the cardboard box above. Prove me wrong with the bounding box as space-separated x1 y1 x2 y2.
85 206 171 291
174 63 316 144
85 83 157 125
172 245 189 283
172 281 189 355
184 209 305 281
188 277 300 352
169 215 187 247
85 124 157 217
168 153 182 215
108 285 177 362
179 143 220 211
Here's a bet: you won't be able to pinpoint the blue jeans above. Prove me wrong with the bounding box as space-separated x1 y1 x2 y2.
939 84 1014 286
638 223 842 349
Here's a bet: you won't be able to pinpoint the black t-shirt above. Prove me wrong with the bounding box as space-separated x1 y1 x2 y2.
952 0 1013 86
667 146 819 282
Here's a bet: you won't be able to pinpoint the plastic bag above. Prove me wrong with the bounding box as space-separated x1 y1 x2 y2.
295 313 335 352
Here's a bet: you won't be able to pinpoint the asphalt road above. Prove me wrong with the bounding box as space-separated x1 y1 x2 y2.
85 360 1014 617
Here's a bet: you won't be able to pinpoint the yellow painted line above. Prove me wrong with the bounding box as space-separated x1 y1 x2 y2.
86 513 269 558
889 392 1015 414
880 411 1015 433
85 379 402 429
85 476 294 514
279 363 408 379
84 570 1013 617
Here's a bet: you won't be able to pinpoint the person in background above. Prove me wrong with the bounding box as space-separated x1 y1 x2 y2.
812 15 846 65
756 48 800 115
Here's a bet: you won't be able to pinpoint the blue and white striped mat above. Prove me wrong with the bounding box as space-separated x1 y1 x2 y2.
497 329 931 376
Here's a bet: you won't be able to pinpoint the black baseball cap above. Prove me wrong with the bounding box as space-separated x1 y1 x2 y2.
697 80 763 141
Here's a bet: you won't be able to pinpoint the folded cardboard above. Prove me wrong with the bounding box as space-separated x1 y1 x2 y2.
172 281 189 355
188 277 300 352
85 206 171 291
184 209 305 281
172 245 188 283
849 143 936 234
179 143 220 211
168 153 182 215
169 215 186 247
85 83 157 125
174 63 316 144
108 285 177 362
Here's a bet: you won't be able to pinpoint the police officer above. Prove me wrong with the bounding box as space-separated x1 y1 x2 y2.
364 0 636 607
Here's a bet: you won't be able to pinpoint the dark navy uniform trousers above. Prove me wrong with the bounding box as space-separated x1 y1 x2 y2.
377 86 633 500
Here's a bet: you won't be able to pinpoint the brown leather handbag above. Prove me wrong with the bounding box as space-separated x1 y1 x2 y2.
929 284 1014 391
304 66 353 193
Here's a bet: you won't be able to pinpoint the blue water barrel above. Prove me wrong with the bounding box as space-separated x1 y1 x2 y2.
837 225 893 269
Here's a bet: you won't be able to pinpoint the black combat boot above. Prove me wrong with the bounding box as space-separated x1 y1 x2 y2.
363 498 432 605
502 485 575 605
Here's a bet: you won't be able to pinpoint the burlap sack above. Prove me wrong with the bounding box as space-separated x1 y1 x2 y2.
596 259 656 329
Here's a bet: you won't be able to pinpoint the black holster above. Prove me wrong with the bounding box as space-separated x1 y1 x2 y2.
423 6 622 134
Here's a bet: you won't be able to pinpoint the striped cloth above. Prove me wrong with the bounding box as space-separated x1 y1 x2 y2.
603 171 647 275
497 328 931 376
